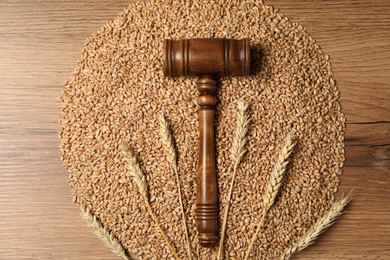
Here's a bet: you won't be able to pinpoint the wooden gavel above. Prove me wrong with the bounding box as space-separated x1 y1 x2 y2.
163 38 250 247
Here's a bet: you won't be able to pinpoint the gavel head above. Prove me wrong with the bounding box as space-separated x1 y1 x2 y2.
163 38 250 78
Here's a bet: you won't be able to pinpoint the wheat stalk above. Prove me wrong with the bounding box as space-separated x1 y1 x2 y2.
217 100 251 260
79 206 130 260
158 113 177 171
120 141 180 260
280 195 352 260
262 132 296 212
231 101 251 166
158 112 192 260
244 132 296 260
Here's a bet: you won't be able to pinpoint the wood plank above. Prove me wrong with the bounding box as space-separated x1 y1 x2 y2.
0 0 389 259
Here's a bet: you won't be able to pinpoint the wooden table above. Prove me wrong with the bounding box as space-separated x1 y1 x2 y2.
1 0 389 259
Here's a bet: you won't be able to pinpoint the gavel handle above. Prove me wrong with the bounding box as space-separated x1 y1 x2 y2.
196 76 219 247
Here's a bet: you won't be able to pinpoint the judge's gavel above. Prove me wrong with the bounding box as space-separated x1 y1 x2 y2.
163 38 250 247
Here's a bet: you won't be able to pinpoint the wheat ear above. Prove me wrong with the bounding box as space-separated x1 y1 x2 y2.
120 141 180 260
217 100 251 260
158 113 192 260
79 206 130 260
280 195 352 260
244 132 296 260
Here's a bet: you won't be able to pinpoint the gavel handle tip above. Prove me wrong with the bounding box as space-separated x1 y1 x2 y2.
198 233 218 247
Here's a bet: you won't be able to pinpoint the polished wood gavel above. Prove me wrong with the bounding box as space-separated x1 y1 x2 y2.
163 38 250 247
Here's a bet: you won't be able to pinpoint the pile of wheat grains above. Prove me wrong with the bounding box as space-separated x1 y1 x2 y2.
60 0 345 259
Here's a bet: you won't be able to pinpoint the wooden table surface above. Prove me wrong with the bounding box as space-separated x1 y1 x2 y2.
0 0 389 259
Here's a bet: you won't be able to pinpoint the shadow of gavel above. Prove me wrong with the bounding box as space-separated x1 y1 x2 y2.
163 38 250 247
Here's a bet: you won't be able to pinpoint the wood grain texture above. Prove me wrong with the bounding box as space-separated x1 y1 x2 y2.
0 0 388 259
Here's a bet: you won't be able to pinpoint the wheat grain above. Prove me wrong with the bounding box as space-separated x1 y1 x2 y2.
79 206 130 260
217 100 251 260
60 0 346 258
280 195 352 260
245 132 296 260
158 112 193 260
120 141 180 260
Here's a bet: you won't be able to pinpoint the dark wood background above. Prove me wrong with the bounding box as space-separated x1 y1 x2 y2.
0 0 389 259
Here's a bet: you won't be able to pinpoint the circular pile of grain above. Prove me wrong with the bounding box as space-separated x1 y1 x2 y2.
60 0 345 258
